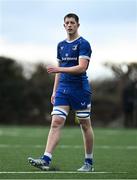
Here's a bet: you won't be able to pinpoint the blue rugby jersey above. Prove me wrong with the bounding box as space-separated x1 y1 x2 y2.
57 36 92 92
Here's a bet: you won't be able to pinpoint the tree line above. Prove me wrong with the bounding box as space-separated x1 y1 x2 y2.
0 56 137 127
0 56 54 125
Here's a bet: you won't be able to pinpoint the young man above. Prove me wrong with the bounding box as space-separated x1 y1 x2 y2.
28 13 94 172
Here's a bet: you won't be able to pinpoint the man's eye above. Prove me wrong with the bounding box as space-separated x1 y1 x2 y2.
65 21 75 25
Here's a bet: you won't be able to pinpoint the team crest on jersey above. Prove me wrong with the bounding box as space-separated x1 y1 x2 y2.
72 44 78 51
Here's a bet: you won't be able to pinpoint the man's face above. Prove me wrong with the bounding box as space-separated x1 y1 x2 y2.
64 17 79 35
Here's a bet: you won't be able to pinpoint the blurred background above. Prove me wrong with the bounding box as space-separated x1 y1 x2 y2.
0 0 137 128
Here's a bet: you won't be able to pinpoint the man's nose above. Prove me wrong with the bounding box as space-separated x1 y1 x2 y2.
68 22 72 26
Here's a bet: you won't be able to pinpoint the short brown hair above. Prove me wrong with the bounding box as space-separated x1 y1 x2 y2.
64 13 79 23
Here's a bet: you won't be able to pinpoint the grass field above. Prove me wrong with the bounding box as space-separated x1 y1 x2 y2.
0 126 137 179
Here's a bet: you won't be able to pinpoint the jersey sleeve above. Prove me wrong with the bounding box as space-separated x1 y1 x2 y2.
57 43 61 62
79 40 92 61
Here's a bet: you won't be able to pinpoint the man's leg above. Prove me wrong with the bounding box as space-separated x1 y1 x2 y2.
75 107 94 172
79 118 94 158
45 115 65 154
28 106 69 170
77 118 94 172
45 106 69 154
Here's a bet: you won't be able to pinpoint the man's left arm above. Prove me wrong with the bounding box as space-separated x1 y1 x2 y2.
46 58 89 74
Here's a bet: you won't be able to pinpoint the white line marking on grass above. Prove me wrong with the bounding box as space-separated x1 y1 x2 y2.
59 145 137 150
0 144 43 148
0 144 137 149
0 131 19 137
0 171 128 174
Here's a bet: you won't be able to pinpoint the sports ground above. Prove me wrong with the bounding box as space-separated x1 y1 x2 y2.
0 126 137 179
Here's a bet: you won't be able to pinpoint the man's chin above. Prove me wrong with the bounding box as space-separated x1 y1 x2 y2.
67 31 74 35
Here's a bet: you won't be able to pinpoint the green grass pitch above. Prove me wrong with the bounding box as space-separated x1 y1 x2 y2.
0 126 137 179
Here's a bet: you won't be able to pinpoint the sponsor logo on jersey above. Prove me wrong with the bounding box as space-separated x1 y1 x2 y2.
62 57 77 61
72 45 78 51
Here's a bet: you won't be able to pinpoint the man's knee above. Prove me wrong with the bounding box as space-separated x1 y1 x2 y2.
75 108 91 131
51 116 64 129
79 119 91 131
50 106 69 129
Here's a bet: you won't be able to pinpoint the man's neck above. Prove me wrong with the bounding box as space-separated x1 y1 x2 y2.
67 33 79 41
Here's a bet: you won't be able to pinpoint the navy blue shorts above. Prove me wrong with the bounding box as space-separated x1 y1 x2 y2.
54 89 91 110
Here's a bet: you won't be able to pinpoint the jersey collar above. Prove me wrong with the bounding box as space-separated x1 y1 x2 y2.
65 36 81 43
